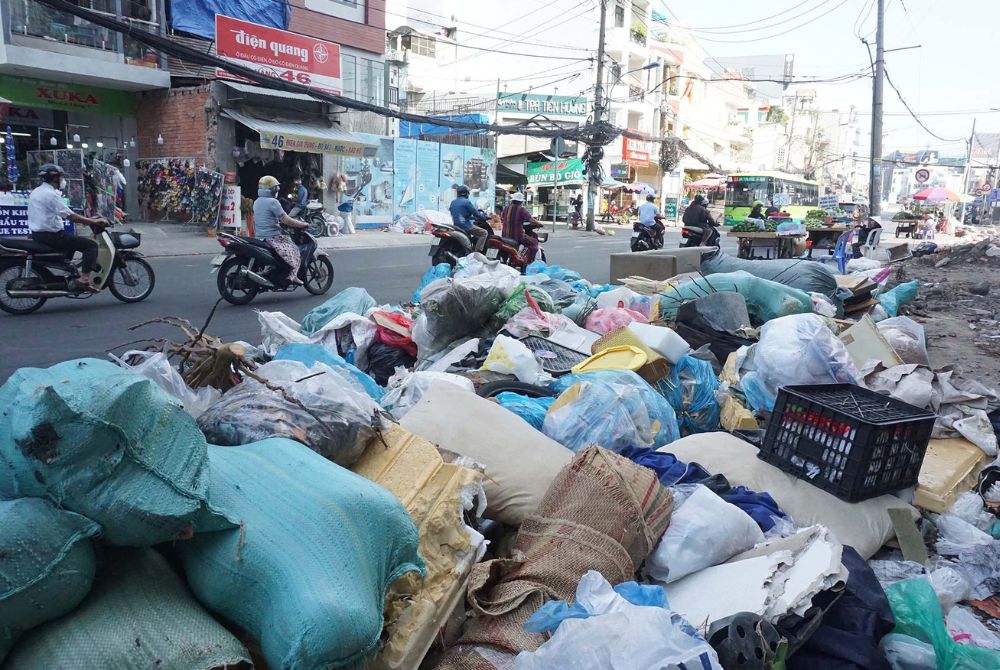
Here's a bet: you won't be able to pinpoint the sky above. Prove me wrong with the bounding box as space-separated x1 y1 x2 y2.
397 0 1000 158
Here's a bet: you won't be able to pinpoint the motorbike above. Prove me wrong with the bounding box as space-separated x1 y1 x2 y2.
288 195 332 237
680 222 721 248
630 219 665 252
428 216 547 272
211 226 334 305
0 222 155 315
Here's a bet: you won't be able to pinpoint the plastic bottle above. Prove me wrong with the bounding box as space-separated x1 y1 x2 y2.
627 322 691 364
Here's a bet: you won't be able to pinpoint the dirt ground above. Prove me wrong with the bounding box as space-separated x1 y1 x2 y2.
891 234 1000 390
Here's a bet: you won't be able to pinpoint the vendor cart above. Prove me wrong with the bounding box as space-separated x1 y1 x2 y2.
806 225 850 259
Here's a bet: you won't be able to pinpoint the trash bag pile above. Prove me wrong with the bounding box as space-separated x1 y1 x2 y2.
3 251 1000 670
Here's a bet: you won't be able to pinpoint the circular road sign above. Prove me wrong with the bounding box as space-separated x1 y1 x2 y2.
914 168 930 184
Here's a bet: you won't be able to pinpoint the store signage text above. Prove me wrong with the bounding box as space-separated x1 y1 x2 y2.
0 75 135 115
259 131 377 157
526 159 585 185
622 134 653 165
216 15 342 94
497 94 589 117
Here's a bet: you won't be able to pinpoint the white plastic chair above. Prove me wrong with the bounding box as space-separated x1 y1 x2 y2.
861 227 883 260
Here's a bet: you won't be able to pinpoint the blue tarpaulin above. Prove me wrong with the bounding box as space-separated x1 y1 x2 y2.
171 0 289 40
399 114 490 137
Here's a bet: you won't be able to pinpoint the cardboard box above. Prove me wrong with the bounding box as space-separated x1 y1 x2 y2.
914 438 990 513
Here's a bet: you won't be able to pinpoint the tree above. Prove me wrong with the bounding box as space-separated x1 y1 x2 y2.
766 107 787 125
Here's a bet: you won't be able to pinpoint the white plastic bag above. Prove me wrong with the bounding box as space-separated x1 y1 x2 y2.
257 311 309 356
382 370 474 419
948 492 996 531
947 605 1000 651
880 633 938 670
930 566 973 613
878 316 930 366
515 571 722 670
453 252 520 281
109 350 221 418
645 485 764 583
934 513 995 556
481 335 551 385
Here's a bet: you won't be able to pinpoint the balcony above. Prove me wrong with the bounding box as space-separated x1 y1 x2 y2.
7 0 117 51
630 22 648 47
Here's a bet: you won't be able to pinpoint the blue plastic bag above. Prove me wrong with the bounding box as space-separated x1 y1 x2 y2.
525 260 582 283
665 356 721 434
274 342 384 402
412 263 451 304
525 578 668 634
495 392 555 430
301 287 377 335
877 280 919 318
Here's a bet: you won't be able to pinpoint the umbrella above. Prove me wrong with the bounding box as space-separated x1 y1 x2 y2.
5 126 18 185
912 186 961 202
686 177 725 190
601 176 625 189
624 182 656 195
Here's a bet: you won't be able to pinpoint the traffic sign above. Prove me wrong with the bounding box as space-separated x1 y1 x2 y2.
980 182 993 195
914 168 930 184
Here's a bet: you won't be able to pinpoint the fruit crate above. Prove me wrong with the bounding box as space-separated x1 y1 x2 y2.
760 384 936 502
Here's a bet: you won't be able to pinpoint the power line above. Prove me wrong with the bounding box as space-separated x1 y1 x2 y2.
683 0 840 35
670 0 815 31
881 64 964 143
853 0 877 38
695 0 852 43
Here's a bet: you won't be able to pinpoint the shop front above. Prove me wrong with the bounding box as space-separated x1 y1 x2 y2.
525 159 584 222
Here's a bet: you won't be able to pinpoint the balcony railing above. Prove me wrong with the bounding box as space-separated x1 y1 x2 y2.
8 0 117 50
629 23 648 46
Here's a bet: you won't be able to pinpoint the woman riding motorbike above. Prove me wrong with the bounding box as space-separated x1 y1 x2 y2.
253 176 309 284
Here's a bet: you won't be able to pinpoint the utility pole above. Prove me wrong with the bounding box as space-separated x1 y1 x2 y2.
867 0 885 217
585 0 608 232
960 118 976 223
784 93 799 172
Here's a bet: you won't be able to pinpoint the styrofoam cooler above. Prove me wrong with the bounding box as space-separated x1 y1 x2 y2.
626 322 691 364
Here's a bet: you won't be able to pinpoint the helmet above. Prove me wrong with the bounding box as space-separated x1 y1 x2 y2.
258 175 280 197
646 194 655 202
38 163 65 181
752 200 765 208
455 184 470 198
510 191 525 202
693 194 707 205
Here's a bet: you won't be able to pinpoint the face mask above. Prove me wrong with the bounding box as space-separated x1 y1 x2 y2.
58 178 67 190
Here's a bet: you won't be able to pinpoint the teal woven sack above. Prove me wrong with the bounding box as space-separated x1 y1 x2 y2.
301 286 377 335
0 497 100 663
0 359 233 546
180 439 424 670
3 548 251 670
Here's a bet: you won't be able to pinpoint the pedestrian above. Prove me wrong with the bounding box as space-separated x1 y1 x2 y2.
27 164 108 292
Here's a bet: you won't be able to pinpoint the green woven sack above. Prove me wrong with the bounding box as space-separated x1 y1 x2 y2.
0 497 100 663
3 548 251 669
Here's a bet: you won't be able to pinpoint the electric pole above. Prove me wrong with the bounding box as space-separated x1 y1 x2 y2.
960 118 976 223
867 0 885 217
585 0 608 232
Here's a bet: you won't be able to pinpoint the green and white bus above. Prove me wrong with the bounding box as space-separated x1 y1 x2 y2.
723 172 820 225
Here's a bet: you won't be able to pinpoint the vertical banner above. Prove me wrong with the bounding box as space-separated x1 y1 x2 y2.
462 145 488 212
438 145 465 213
219 185 242 231
392 138 417 219
415 140 440 212
482 148 497 214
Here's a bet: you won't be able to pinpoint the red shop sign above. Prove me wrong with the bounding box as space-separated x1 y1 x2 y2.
215 15 342 94
622 134 651 165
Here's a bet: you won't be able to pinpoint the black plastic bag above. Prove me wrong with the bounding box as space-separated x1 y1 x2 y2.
675 292 755 363
365 342 417 386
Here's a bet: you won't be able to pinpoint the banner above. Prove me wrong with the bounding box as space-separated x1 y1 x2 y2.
215 15 342 94
526 159 585 186
0 75 135 115
219 185 242 231
0 191 73 237
622 135 653 165
496 93 589 117
392 138 417 217
415 141 440 212
439 146 465 213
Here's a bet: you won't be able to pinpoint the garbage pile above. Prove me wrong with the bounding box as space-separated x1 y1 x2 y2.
2 250 1000 669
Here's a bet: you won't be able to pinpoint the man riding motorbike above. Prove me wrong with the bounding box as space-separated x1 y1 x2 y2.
27 164 109 292
501 192 540 264
253 176 309 285
449 185 489 253
682 194 717 229
636 194 665 247
288 177 309 218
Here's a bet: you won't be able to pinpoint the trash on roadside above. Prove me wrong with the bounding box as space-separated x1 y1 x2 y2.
382 369 474 419
300 286 378 335
658 271 813 324
109 349 221 418
494 391 556 430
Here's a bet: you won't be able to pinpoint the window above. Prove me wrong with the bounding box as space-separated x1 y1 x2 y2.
304 0 365 24
341 54 357 100
725 179 768 206
409 35 436 57
357 58 384 105
614 3 625 27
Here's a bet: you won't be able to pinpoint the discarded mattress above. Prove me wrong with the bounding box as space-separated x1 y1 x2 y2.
662 432 910 559
401 381 573 526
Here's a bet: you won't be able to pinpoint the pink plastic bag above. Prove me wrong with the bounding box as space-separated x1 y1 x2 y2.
585 307 648 336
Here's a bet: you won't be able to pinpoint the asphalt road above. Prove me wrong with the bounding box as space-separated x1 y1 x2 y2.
2 228 736 380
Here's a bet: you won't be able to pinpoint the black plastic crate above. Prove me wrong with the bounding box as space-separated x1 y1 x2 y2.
519 335 589 375
760 384 936 502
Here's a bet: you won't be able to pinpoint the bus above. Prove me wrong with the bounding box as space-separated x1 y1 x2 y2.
723 172 820 225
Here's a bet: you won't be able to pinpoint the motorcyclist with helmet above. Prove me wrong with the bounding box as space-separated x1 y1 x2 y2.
253 175 309 284
448 184 489 253
500 191 540 264
682 193 717 228
27 163 109 291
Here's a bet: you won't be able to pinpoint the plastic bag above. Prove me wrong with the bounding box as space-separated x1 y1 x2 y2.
881 633 938 670
645 484 764 584
495 392 555 430
198 359 384 468
274 342 383 402
373 311 418 358
878 281 920 318
382 371 474 419
503 306 567 338
947 605 1000 651
585 306 648 335
930 566 973 613
454 252 521 281
879 316 931 366
109 350 220 418
948 492 996 532
300 287 377 335
523 276 579 309
664 355 721 434
492 283 556 330
740 313 863 412
550 370 680 448
481 335 551 385
885 578 1000 669
309 312 379 371
934 514 994 556
412 263 452 303
516 571 722 670
701 251 839 300
366 341 417 386
412 272 520 356
658 271 813 324
258 311 309 356
525 260 582 283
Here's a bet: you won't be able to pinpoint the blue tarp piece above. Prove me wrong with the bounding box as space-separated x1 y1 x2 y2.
399 114 490 137
274 343 384 402
170 0 289 40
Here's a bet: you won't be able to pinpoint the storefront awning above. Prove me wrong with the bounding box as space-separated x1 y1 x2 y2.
221 108 379 157
496 163 527 186
223 82 322 104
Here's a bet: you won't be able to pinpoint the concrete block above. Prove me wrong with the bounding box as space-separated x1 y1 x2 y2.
610 247 713 285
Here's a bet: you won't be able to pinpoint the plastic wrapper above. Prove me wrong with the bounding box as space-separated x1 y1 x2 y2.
929 566 972 613
366 341 417 386
258 311 309 356
584 306 648 335
495 392 556 430
503 306 568 338
412 263 452 303
701 251 840 300
382 370 474 419
523 276 579 309
109 350 220 418
492 283 556 330
878 280 920 318
947 605 1000 651
525 260 582 283
934 513 994 556
878 316 931 366
885 578 1000 669
880 633 938 670
197 360 384 468
740 313 863 412
664 355 721 434
658 271 813 325
481 335 551 385
300 286 377 335
645 485 764 584
412 272 520 357
516 571 722 670
274 342 383 401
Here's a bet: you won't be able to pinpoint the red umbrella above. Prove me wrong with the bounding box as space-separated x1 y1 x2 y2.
912 186 960 202
686 177 724 190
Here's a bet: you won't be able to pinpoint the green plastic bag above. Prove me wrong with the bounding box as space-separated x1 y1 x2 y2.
491 283 556 331
885 578 1000 670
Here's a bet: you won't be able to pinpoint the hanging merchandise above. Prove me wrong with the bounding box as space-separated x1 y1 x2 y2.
136 158 198 220
190 168 225 226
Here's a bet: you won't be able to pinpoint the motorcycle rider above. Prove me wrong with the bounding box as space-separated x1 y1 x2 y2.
636 194 665 247
27 164 108 292
253 175 309 285
500 192 540 264
449 184 489 253
289 177 308 218
682 194 717 228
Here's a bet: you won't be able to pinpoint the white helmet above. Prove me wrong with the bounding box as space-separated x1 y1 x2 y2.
510 191 525 202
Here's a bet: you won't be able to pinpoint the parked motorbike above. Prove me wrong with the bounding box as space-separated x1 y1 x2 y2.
630 220 665 252
680 222 721 248
0 222 155 315
212 227 334 305
301 200 333 237
428 216 547 272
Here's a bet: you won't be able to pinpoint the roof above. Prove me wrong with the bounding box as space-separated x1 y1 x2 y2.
223 81 322 104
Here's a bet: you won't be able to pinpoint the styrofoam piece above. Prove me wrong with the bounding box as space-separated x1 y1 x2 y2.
626 322 690 364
